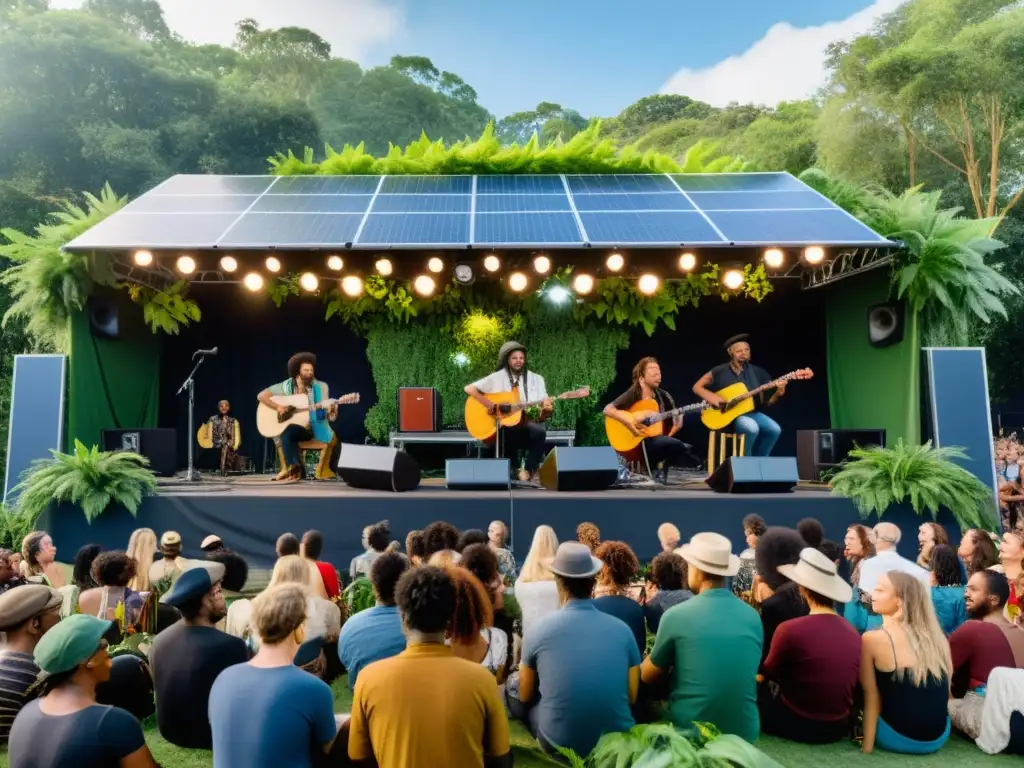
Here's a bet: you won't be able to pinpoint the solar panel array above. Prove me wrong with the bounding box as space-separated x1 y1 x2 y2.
64 173 892 251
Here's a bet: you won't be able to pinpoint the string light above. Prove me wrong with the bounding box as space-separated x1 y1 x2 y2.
678 252 697 272
803 246 825 265
763 248 785 269
219 256 238 273
483 254 501 273
508 272 529 292
427 257 444 273
573 273 595 295
243 272 264 292
606 252 625 272
413 275 436 296
533 255 551 274
176 256 196 275
547 285 570 304
133 250 153 267
341 275 364 297
722 268 745 290
299 272 319 292
375 258 393 276
265 256 281 273
326 255 344 271
637 274 660 295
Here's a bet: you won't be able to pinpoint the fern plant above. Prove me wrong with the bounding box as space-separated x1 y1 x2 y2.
124 281 201 335
14 440 157 524
830 439 995 530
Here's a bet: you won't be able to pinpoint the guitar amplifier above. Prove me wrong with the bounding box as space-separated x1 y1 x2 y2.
796 429 886 480
398 387 442 432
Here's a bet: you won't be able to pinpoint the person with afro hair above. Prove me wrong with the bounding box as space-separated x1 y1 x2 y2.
421 520 461 560
593 541 645 654
349 521 391 581
754 527 809 662
77 551 148 644
734 514 767 599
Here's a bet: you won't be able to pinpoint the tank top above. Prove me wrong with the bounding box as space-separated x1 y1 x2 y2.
874 627 948 742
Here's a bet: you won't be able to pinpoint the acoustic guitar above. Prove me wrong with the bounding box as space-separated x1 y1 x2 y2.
465 387 591 442
197 419 241 450
256 393 360 438
700 368 814 431
605 400 709 453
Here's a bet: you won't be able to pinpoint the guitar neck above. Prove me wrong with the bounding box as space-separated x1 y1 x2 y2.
646 403 700 424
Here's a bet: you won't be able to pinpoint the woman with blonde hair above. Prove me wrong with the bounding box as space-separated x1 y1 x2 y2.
514 525 560 641
126 528 157 592
860 571 952 754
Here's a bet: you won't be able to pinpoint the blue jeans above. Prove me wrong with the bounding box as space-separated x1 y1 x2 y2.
734 412 781 456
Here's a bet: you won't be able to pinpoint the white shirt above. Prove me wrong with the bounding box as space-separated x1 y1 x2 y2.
471 370 548 404
514 579 560 640
857 549 930 593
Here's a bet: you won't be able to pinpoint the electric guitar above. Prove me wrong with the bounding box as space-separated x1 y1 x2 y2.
700 368 814 431
256 393 360 438
605 400 709 453
465 387 591 442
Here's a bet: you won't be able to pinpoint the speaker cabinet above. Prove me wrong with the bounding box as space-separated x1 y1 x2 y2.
706 456 798 494
538 446 619 492
868 301 905 348
796 429 886 480
445 459 510 490
101 428 177 477
87 297 119 340
336 444 421 492
398 387 442 432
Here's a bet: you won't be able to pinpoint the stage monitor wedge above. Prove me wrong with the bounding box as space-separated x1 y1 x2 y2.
337 444 421 493
446 459 510 490
706 456 798 494
538 446 619 492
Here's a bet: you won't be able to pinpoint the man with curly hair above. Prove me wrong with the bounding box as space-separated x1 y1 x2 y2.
349 521 391 581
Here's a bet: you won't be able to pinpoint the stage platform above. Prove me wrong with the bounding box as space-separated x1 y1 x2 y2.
37 473 948 568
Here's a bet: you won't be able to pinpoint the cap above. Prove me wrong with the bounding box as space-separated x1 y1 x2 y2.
200 535 222 550
724 333 750 351
159 531 181 548
0 585 62 630
34 614 112 675
161 562 225 606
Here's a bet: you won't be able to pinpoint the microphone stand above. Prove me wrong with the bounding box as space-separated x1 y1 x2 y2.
176 355 207 482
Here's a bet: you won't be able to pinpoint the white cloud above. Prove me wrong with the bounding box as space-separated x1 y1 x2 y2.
660 0 906 107
49 0 403 61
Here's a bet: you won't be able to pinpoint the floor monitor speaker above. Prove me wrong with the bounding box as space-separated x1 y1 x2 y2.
445 459 510 490
101 428 177 477
706 456 798 494
336 444 421 492
538 446 618 492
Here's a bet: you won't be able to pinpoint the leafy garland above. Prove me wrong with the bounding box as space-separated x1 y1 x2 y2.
124 281 201 335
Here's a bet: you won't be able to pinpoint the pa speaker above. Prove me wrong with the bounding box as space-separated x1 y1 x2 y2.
706 456 798 494
87 297 119 340
336 444 421 492
538 446 618 492
101 428 177 477
868 301 904 348
446 459 510 490
796 429 885 480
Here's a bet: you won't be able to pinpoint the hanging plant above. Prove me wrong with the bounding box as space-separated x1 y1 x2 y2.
267 274 301 308
124 281 201 335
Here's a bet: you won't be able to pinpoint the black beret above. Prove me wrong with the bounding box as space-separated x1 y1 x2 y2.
724 334 750 351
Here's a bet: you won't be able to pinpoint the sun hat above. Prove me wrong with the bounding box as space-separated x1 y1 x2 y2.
0 585 62 630
545 542 603 579
496 341 526 371
678 532 741 577
34 614 112 675
161 562 225 606
778 547 854 604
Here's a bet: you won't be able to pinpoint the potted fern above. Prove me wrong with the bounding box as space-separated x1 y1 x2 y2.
829 439 995 530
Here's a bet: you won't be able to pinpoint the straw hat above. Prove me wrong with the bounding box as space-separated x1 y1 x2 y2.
778 547 853 604
677 532 740 577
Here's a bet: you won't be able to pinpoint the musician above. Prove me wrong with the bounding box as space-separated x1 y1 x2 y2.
257 352 338 483
604 357 690 478
692 334 783 456
464 341 552 481
206 400 245 474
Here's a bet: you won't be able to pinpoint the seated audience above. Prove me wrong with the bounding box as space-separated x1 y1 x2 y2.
958 528 999 578
338 552 409 689
349 567 511 768
819 539 843 566
276 532 300 558
844 524 876 587
515 525 560 642
422 520 461 562
755 527 809 660
205 549 249 594
149 562 248 750
8 614 158 767
509 543 640 757
796 517 824 549
487 520 517 582
657 522 680 552
428 550 460 568
593 541 645 654
0 549 28 595
860 572 952 754
759 548 860 743
405 530 425 566
735 513 766 598
200 535 224 553
19 531 65 588
929 544 966 635
71 545 102 592
78 552 147 644
576 522 601 553
150 530 187 586
643 532 762 742
209 585 340 768
457 529 489 552
917 522 949 570
643 551 692 633
974 667 1024 755
859 523 929 593
301 530 336 599
448 567 508 682
126 528 157 593
461 544 513 671
0 585 62 743
998 530 1023 623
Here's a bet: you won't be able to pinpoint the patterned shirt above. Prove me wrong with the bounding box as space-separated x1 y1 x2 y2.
494 548 517 582
0 650 40 743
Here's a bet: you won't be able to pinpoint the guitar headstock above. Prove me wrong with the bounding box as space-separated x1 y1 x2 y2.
338 393 360 405
562 386 591 400
779 368 814 384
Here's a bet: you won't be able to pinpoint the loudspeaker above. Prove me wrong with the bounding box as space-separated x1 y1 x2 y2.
398 387 442 432
796 429 886 480
706 456 798 494
445 459 510 490
538 446 619 492
868 301 904 348
87 297 119 340
336 444 421 492
101 428 177 477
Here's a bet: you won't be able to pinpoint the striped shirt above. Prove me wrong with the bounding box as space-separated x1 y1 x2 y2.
0 650 40 743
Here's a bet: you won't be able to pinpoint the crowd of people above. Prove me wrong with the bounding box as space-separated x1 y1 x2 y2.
0 512 1021 766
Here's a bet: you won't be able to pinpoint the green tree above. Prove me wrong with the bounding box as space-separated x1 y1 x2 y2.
497 102 587 145
727 101 819 174
82 0 170 42
230 19 332 100
614 94 713 140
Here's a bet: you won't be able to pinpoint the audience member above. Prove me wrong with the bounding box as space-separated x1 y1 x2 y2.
858 523 928 593
8 614 158 767
338 552 409 689
209 585 340 768
796 517 824 549
78 552 147 643
917 522 949 570
200 535 224 553
71 545 102 592
959 528 999 577
643 532 762 742
150 531 187 586
349 567 511 768
657 522 680 552
735 514 767 598
149 562 247 750
0 585 62 743
515 525 560 642
460 545 512 669
929 545 966 635
205 549 249 594
349 521 391 582
759 548 860 743
405 530 425 566
754 527 809 661
126 528 157 592
428 549 460 568
269 556 341 642
860 572 952 754
487 520 517 582
448 566 507 681
0 549 27 595
457 529 489 552
301 530 336 599
643 551 692 633
819 539 843 566
576 522 601 553
593 541 645 654
19 531 65 588
276 532 300 558
509 543 640 757
844 524 875 587
998 530 1023 623
422 520 461 561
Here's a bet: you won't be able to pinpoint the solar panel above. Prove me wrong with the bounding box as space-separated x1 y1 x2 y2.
581 212 725 245
219 213 364 246
475 194 571 213
670 173 806 192
125 195 256 214
372 195 471 214
270 176 380 194
67 213 241 249
151 176 274 195
474 213 582 245
707 210 889 244
380 176 471 194
571 192 694 212
686 190 830 211
567 175 678 194
357 214 469 245
477 176 565 194
252 195 373 214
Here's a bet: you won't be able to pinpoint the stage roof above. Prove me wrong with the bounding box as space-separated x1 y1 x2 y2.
64 172 894 253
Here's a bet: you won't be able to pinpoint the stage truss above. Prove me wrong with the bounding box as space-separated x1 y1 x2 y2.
793 246 894 290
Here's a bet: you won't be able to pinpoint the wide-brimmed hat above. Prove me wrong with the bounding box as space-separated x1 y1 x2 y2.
678 532 740 577
161 562 225 606
0 584 62 630
545 542 603 579
496 341 526 371
778 547 853 604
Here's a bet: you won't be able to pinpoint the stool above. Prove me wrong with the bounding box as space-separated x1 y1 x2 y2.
707 430 745 474
299 439 337 480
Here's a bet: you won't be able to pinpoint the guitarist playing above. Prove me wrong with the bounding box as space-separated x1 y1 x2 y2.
257 352 338 482
692 334 784 456
464 341 552 481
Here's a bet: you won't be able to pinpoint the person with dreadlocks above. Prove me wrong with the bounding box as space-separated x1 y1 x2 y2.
465 341 552 482
257 352 338 483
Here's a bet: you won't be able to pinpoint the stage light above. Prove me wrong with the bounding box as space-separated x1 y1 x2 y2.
547 285 570 304
375 258 393 276
508 272 529 292
243 272 264 292
427 257 444 274
678 252 697 272
483 254 501 273
265 256 281 273
573 273 595 295
533 255 551 274
722 267 745 291
176 256 196 275
803 246 825 265
454 263 475 285
413 275 436 296
606 252 625 272
763 248 785 269
638 273 660 295
299 272 319 292
133 250 153 267
219 256 238 273
326 255 344 271
341 275 364 297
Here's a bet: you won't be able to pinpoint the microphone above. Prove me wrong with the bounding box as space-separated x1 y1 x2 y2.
193 347 218 359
